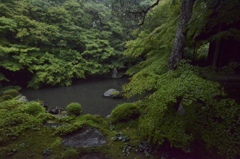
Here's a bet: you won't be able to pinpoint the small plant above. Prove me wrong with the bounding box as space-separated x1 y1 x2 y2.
66 102 82 116
110 103 140 123
25 102 45 116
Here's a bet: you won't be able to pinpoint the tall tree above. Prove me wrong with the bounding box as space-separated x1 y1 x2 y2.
168 0 196 69
113 0 197 69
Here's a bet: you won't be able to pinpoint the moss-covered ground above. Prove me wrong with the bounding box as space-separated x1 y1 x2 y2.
0 97 157 159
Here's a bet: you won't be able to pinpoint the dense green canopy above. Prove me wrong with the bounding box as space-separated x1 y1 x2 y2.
0 0 131 88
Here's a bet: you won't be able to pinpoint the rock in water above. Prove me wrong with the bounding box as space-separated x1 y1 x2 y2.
62 127 107 148
49 107 61 114
103 89 119 97
17 95 28 102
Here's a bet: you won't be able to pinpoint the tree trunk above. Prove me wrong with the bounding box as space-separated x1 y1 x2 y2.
168 0 196 70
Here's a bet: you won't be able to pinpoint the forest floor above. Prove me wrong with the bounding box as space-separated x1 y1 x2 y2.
0 113 223 159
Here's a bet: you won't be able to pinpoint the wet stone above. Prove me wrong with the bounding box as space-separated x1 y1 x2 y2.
62 127 107 148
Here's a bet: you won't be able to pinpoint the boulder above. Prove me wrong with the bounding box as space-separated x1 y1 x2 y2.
17 95 28 102
103 89 119 97
62 127 107 148
49 107 61 114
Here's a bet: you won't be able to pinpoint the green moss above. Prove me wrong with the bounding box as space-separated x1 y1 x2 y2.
61 148 77 159
3 89 20 98
66 102 82 116
110 103 140 124
1 95 14 101
24 102 45 116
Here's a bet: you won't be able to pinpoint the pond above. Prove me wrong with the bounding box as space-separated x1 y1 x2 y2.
21 78 136 117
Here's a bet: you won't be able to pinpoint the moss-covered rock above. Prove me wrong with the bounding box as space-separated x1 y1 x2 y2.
66 102 82 116
110 103 140 123
3 89 20 98
25 101 45 116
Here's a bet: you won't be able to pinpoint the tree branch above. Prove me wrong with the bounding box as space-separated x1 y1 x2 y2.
117 0 161 26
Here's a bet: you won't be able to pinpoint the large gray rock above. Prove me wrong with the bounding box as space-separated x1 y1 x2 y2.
62 127 107 148
103 89 119 97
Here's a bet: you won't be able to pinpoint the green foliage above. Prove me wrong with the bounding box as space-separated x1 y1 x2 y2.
2 89 19 98
0 99 46 145
127 60 240 157
61 148 77 159
188 0 240 45
0 0 130 88
27 52 85 89
24 101 45 116
66 102 82 116
0 99 24 110
82 39 116 74
0 73 8 82
56 122 84 136
123 0 240 158
110 103 140 123
0 95 12 102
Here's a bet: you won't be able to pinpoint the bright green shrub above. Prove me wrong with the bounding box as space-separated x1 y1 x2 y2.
0 99 24 110
126 62 240 157
110 103 140 123
25 102 45 116
66 102 82 116
3 89 19 98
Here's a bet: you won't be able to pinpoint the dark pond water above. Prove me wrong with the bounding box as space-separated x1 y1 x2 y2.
21 78 136 117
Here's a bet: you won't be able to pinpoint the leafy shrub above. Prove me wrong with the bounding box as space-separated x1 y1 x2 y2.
110 103 140 123
25 102 45 116
66 102 82 116
3 89 19 98
126 61 240 157
1 95 14 101
0 99 24 110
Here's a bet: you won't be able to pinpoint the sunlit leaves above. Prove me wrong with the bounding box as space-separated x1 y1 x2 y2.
0 17 17 32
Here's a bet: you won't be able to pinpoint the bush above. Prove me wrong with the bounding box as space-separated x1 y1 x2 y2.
25 102 45 116
66 102 82 116
3 89 19 98
1 95 14 101
110 103 140 123
0 99 24 110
